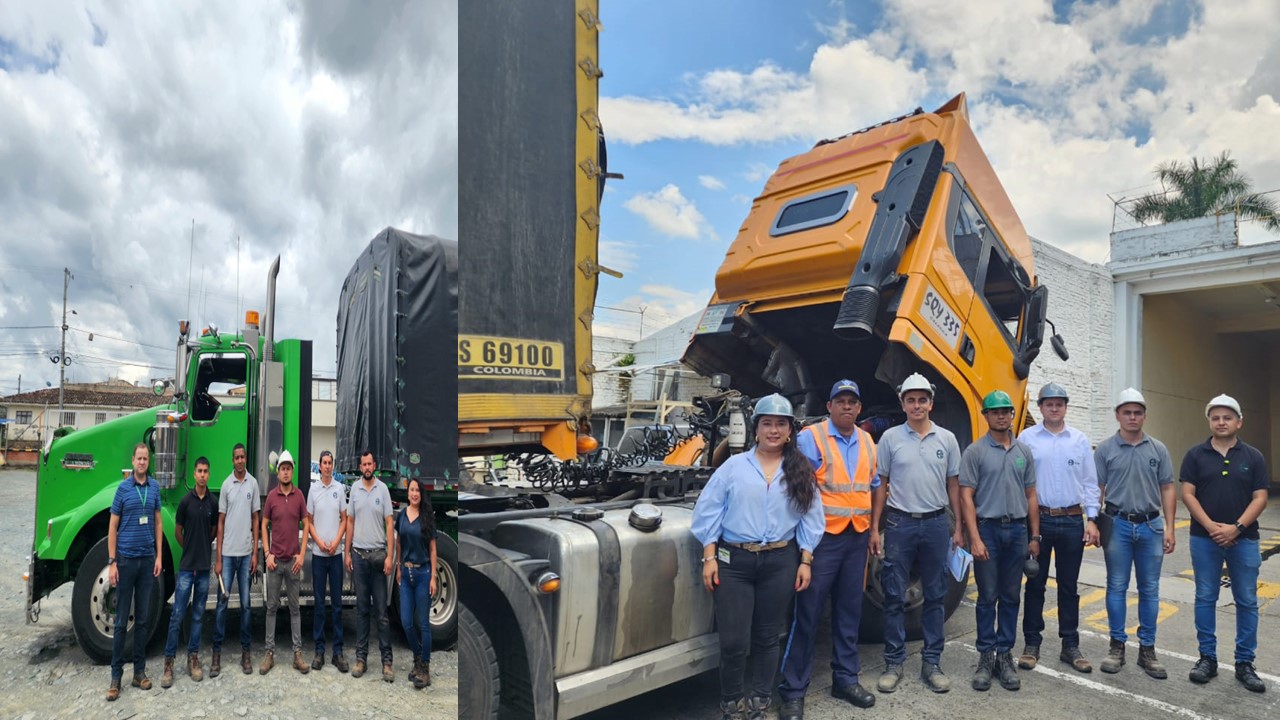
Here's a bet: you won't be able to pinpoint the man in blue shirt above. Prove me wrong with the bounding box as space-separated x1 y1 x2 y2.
105 442 163 702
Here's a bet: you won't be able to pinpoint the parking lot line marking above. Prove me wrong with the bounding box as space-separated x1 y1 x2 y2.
1071 628 1280 684
955 642 1218 720
1084 598 1179 633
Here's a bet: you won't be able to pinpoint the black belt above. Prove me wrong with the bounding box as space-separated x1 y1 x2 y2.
888 507 946 520
1104 505 1159 522
722 539 793 553
1040 505 1083 517
979 515 1026 524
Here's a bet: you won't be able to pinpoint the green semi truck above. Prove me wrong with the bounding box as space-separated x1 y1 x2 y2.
25 247 458 664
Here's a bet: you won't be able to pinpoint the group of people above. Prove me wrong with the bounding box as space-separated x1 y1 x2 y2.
105 444 437 701
692 375 1270 720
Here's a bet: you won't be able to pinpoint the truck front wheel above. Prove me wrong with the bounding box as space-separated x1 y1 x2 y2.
459 604 499 720
431 534 459 646
71 538 163 665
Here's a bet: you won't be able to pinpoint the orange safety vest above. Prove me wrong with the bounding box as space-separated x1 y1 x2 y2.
804 422 876 534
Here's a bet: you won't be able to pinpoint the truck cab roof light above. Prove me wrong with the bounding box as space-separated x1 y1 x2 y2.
178 320 190 337
245 310 260 328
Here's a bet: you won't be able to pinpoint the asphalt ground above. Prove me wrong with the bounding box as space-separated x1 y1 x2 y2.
582 494 1280 720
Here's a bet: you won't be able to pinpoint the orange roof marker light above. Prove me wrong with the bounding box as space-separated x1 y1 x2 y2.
245 310 260 329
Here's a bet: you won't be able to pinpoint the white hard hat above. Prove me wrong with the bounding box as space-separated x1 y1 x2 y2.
278 449 295 467
899 373 935 398
1205 394 1242 418
1115 387 1146 410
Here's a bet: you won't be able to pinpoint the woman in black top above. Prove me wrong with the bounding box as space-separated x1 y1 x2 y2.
396 478 437 689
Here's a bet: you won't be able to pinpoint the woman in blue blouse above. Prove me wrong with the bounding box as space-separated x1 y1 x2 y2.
395 478 437 690
692 394 825 720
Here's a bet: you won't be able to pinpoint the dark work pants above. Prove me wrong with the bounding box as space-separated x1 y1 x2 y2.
1023 514 1085 648
973 520 1026 654
353 550 392 664
714 542 799 702
111 555 155 680
312 554 345 656
779 528 869 699
882 512 950 666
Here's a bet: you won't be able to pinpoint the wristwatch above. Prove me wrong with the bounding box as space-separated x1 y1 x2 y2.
1030 535 1043 543
108 557 116 565
1234 521 1247 533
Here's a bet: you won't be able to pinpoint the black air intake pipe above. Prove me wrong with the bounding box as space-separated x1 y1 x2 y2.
833 140 946 339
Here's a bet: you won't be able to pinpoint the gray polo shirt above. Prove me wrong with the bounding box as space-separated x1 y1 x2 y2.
877 421 961 513
1094 432 1173 514
349 479 393 551
218 471 261 557
307 477 348 557
960 434 1036 518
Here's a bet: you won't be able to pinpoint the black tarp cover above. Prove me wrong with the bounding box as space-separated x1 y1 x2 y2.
336 228 458 481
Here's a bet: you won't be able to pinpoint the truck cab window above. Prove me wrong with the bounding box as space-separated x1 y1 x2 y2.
191 353 249 422
950 193 986 284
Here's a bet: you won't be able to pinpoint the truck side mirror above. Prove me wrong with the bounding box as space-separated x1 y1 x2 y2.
1013 285 1048 379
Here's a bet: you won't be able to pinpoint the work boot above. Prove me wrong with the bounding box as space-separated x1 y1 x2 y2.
1060 645 1092 673
745 696 770 720
972 651 995 691
876 663 904 693
333 653 350 674
352 657 367 678
1189 654 1217 684
240 650 252 675
383 661 395 683
1017 644 1040 670
131 672 152 690
996 652 1021 690
209 651 221 678
189 652 203 682
312 652 325 671
409 653 422 683
718 698 747 720
921 662 951 693
414 659 429 689
778 697 804 720
293 651 310 674
831 683 875 708
105 677 121 702
1100 639 1126 674
1236 662 1266 693
161 657 175 688
1137 645 1167 679
259 650 274 675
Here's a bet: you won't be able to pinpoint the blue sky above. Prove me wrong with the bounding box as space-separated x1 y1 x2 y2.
594 0 1280 339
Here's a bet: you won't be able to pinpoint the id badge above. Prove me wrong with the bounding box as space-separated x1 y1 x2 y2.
717 547 730 564
139 516 149 525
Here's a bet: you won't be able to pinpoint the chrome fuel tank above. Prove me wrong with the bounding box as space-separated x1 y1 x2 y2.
489 503 714 678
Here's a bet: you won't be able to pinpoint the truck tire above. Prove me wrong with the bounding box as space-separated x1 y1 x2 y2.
459 604 499 720
859 509 969 643
431 533 459 646
71 538 163 665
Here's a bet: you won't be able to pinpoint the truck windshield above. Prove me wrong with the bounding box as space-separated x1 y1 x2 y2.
192 353 248 421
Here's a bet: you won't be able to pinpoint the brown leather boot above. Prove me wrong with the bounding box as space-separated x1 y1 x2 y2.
352 658 366 678
259 650 274 675
382 661 395 683
209 652 221 678
131 672 152 690
293 651 310 674
1100 639 1126 673
189 652 204 682
1137 645 1167 679
105 677 121 701
413 659 429 689
408 653 421 683
333 653 350 674
161 657 175 688
240 650 252 675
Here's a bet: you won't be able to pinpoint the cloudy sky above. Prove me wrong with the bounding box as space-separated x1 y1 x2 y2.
595 0 1280 340
0 1 457 395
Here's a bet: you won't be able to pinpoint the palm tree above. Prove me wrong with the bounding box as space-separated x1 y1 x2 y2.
1129 151 1280 231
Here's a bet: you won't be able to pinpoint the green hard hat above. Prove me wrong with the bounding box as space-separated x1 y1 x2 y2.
982 390 1015 412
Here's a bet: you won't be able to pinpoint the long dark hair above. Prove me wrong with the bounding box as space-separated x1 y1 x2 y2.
755 416 817 514
405 478 436 538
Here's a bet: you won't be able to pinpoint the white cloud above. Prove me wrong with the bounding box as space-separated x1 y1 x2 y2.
698 174 726 190
623 184 718 241
598 239 639 275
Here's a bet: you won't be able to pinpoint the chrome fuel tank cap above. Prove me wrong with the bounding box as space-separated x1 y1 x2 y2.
628 503 663 531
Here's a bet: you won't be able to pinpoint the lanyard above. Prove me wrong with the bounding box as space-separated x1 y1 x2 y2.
135 481 149 510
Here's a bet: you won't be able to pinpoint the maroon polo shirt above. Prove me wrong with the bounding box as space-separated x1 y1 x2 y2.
263 484 307 558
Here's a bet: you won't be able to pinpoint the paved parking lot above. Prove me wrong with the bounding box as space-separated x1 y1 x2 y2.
583 496 1280 720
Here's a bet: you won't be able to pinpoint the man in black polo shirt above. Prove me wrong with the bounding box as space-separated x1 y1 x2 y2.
161 455 218 687
1180 394 1269 693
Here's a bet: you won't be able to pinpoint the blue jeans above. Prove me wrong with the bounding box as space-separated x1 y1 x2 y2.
313 554 345 656
973 520 1026 653
1103 515 1165 645
882 511 950 666
111 555 155 680
214 554 253 651
164 569 211 657
1022 514 1085 647
353 549 392 663
1190 535 1260 663
779 528 869 698
400 564 432 661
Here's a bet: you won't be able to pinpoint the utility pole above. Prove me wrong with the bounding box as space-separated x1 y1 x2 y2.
59 268 71 420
